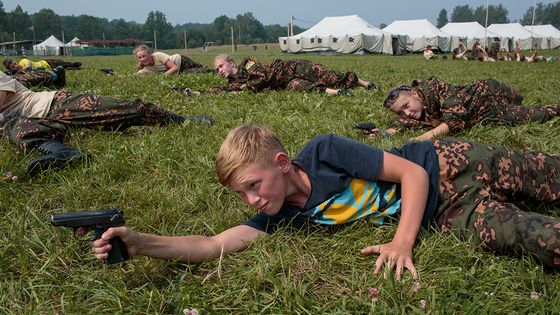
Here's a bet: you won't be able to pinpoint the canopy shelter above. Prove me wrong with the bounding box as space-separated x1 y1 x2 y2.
65 37 86 48
487 23 541 50
441 22 508 50
279 15 393 54
383 19 456 52
524 24 560 49
33 35 64 56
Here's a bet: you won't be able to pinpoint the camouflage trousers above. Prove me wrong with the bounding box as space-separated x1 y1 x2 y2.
179 56 214 74
271 59 359 92
434 138 560 269
488 103 560 125
3 91 176 150
45 58 81 70
14 71 56 88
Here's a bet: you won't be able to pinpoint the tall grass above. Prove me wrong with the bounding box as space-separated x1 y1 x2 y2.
1 44 559 313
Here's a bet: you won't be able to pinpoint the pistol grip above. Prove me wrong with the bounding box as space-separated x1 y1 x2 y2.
106 236 129 265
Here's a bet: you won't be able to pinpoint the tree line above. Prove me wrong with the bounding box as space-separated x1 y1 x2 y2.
436 2 560 28
0 1 304 49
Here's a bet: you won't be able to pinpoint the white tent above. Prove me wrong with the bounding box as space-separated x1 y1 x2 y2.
441 22 508 50
383 19 456 52
33 35 64 56
487 23 541 50
524 24 560 49
65 37 83 47
279 15 393 54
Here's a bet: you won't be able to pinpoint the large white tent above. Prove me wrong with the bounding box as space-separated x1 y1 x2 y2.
33 35 64 56
524 24 560 49
487 23 541 50
441 22 508 50
279 15 393 54
383 19 456 52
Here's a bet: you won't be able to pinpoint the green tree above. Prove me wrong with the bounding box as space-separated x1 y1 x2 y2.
451 5 474 22
143 11 175 49
31 9 62 40
235 12 265 44
211 15 234 45
473 4 509 26
436 8 449 28
521 2 560 28
5 5 32 39
75 15 108 40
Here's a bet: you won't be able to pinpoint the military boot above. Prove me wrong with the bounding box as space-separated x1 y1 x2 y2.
27 140 86 177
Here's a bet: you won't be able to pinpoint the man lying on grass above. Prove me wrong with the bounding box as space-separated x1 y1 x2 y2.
92 124 560 276
361 76 560 141
206 54 378 96
0 71 214 177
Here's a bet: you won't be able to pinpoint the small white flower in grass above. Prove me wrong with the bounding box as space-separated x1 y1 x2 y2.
419 299 426 309
530 292 539 301
5 171 12 178
410 281 421 296
183 308 200 315
11 175 18 181
369 287 379 301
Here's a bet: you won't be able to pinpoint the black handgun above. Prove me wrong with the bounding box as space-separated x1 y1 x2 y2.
354 122 377 132
51 208 129 265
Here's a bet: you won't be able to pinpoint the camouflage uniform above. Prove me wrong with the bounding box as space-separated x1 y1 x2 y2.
391 76 560 134
13 70 58 89
2 91 178 150
434 138 560 269
44 58 82 70
209 57 359 93
488 41 500 60
179 56 214 74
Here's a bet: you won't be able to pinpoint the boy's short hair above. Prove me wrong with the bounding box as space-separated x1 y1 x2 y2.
216 124 285 186
2 59 14 70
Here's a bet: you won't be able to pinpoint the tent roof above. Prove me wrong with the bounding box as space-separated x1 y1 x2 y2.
383 19 450 37
289 14 390 38
487 23 535 39
441 22 501 39
524 24 560 37
35 35 64 47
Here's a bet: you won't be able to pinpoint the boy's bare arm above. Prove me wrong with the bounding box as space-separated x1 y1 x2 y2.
361 152 429 281
412 123 449 141
92 224 266 264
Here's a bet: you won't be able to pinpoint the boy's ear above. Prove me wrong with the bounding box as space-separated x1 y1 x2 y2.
274 152 291 173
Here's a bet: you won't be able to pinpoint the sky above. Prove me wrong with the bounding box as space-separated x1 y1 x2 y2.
2 0 557 28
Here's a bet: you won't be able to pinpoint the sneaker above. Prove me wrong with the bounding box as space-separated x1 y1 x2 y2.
365 82 380 91
183 115 215 125
337 89 353 96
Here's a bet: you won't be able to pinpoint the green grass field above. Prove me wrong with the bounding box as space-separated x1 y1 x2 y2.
1 44 559 314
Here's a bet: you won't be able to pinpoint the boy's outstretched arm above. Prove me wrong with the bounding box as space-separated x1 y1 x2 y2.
361 152 429 281
92 224 266 264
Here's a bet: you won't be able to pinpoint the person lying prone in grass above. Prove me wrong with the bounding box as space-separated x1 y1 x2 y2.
92 124 560 278
363 76 560 141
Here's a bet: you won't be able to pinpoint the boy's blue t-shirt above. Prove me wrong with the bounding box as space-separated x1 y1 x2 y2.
243 134 439 234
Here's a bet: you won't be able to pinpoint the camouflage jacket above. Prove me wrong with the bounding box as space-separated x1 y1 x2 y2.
208 57 339 93
391 76 522 134
208 57 272 93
